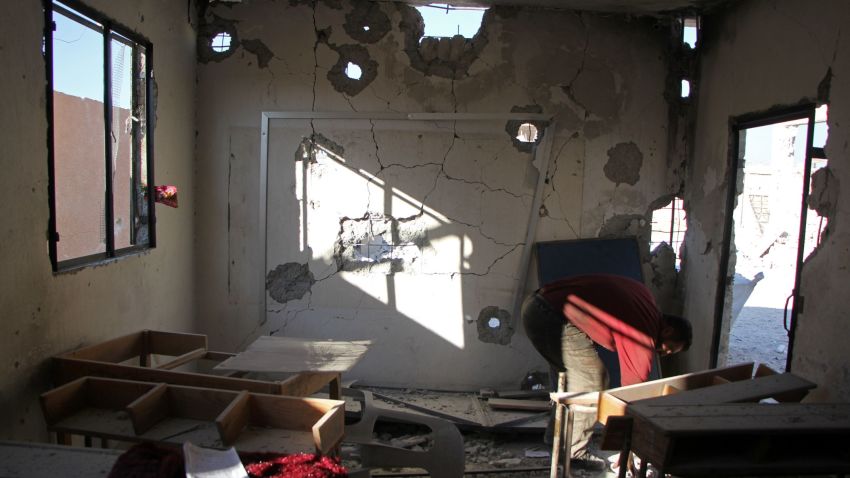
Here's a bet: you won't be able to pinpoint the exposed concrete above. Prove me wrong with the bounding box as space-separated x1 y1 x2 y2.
808 167 839 221
0 0 197 441
344 0 391 44
242 39 275 69
604 142 644 186
266 262 316 303
398 4 489 79
476 306 514 345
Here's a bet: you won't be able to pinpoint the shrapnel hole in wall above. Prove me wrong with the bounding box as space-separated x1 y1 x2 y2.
345 62 363 80
211 31 233 53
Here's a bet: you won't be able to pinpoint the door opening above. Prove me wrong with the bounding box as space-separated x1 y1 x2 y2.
714 104 828 372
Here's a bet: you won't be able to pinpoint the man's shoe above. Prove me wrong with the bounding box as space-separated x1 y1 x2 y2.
570 452 606 471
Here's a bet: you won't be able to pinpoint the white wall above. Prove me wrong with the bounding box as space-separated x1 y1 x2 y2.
684 0 850 400
0 0 197 440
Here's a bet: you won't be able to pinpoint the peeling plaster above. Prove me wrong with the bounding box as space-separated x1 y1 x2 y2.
266 262 315 303
398 4 488 80
476 306 514 345
242 39 274 68
599 214 646 239
604 141 643 186
807 166 839 242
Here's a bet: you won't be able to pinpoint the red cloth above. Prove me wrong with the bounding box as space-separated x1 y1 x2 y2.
538 274 661 386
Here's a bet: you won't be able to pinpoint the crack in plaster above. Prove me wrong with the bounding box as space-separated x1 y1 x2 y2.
561 13 591 118
540 133 580 237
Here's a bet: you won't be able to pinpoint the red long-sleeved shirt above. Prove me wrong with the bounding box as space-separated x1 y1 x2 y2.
538 274 661 386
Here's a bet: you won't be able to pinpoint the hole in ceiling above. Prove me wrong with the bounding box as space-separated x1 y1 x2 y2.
516 123 539 143
681 79 691 98
345 62 363 80
210 31 233 53
487 317 501 329
415 3 487 39
363 25 371 31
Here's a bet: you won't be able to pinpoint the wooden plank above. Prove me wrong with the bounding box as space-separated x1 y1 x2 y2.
40 378 88 425
166 386 239 422
630 403 850 433
279 372 341 398
607 362 755 404
61 331 145 363
54 357 282 395
597 390 628 425
249 394 343 431
85 377 157 410
204 351 237 362
214 336 371 373
147 330 207 356
487 398 551 412
126 383 169 435
216 390 250 446
631 373 815 407
155 348 207 370
600 415 632 450
661 384 681 395
549 391 599 406
311 403 345 455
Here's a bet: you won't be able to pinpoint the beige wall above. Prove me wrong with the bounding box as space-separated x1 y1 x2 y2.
194 1 677 389
684 0 850 400
0 0 197 440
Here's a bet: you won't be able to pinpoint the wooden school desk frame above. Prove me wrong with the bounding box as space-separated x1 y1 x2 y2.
52 330 342 399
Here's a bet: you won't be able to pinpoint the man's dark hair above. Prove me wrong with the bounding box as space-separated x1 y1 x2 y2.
662 314 692 351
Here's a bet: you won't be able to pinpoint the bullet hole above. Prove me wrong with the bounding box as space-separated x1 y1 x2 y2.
345 62 363 80
505 105 547 153
477 306 514 345
197 15 238 63
344 1 391 43
681 79 691 98
516 123 539 143
211 31 233 53
327 44 378 96
415 3 487 39
14 361 20 368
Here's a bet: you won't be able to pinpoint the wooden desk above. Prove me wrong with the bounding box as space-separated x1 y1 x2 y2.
54 330 346 399
627 403 850 476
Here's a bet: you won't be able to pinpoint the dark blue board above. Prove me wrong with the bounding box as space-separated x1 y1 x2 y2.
534 237 659 388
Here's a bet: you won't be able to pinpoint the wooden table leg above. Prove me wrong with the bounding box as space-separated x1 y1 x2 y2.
617 419 633 478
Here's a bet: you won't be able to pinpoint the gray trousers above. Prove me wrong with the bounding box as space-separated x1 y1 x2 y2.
521 292 609 457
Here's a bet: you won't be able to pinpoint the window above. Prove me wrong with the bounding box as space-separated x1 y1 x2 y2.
45 0 154 271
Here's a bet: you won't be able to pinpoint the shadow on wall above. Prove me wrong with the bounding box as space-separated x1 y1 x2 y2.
259 119 542 388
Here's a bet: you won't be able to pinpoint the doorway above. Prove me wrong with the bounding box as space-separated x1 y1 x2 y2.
714 104 828 372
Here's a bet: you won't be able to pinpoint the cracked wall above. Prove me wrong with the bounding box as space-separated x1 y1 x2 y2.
194 0 674 390
684 0 850 400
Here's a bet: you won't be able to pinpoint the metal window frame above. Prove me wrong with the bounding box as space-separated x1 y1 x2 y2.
711 103 818 370
44 0 155 272
259 111 553 325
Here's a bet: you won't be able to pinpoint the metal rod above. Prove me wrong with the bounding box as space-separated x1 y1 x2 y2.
513 123 556 322
103 26 115 256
